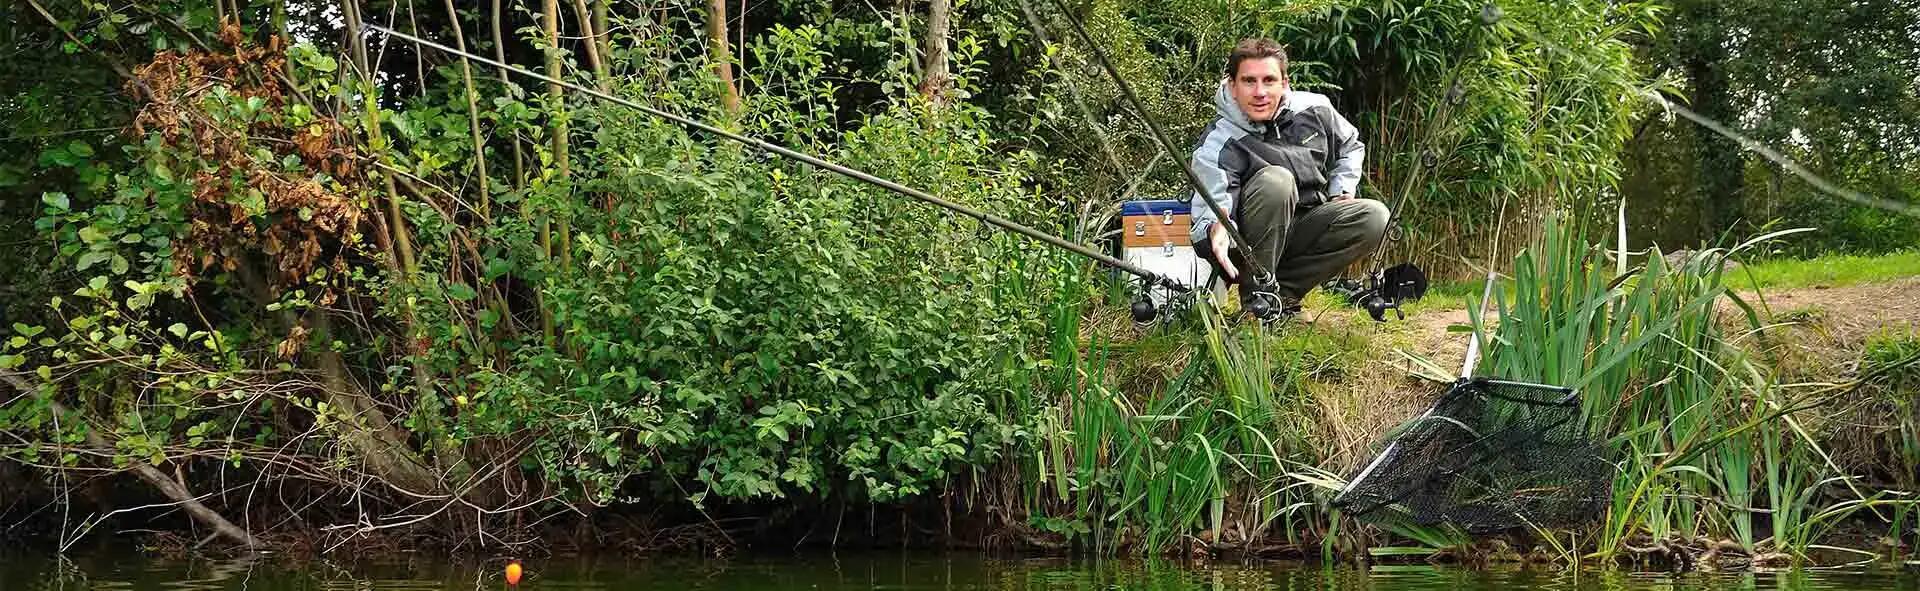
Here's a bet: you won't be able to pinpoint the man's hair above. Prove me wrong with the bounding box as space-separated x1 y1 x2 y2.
1225 38 1287 78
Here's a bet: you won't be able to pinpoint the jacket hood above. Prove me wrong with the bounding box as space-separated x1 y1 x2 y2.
1212 79 1260 134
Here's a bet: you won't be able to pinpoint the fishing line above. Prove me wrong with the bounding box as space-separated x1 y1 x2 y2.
1501 15 1920 220
357 23 1193 292
1032 0 1278 292
1645 91 1920 219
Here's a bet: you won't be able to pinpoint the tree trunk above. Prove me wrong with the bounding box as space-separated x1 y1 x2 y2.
918 0 952 102
706 0 742 116
1689 57 1742 242
341 0 441 458
1676 1 1744 244
541 0 571 342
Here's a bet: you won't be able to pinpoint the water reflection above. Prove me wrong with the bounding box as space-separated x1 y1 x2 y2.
2 552 1913 590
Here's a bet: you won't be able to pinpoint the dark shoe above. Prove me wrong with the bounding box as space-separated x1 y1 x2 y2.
1263 297 1303 327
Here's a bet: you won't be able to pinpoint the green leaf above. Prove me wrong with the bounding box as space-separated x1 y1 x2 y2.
42 192 70 210
67 141 94 158
36 365 52 381
168 323 189 338
448 283 477 301
484 258 512 280
77 226 107 244
75 251 109 271
110 254 129 275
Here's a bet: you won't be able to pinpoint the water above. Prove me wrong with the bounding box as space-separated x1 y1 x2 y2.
3 553 1916 591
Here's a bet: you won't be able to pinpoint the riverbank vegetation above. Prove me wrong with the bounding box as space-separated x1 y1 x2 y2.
2 0 1916 568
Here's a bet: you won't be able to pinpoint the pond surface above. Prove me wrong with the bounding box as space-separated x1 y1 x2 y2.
2 552 1915 590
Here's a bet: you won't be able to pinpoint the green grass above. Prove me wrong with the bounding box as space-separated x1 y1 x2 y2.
1011 236 1920 560
1735 249 1920 290
1367 249 1920 319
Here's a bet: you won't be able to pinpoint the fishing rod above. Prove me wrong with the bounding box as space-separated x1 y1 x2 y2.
1031 0 1288 317
357 23 1194 293
1323 5 1504 322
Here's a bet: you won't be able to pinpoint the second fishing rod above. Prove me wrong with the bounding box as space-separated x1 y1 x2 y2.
356 22 1198 296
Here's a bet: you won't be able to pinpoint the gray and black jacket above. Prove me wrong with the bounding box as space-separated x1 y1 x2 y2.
1187 81 1365 244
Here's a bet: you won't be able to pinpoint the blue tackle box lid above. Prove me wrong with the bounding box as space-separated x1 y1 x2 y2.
1119 199 1190 216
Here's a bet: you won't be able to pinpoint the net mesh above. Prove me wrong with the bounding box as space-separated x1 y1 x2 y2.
1331 378 1614 533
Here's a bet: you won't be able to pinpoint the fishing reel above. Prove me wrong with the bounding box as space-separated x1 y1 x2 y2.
1130 297 1158 323
1244 289 1291 321
1324 262 1429 322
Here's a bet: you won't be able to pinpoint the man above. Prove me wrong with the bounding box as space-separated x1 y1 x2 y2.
1189 38 1389 320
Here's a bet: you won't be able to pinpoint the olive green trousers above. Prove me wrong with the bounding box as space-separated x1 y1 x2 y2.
1198 166 1390 304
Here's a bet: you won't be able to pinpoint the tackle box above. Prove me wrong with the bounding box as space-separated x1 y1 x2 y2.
1119 199 1213 308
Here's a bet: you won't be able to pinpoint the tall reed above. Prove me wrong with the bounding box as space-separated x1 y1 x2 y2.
1471 215 1899 561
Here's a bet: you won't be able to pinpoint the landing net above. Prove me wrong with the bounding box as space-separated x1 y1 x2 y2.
1331 378 1614 533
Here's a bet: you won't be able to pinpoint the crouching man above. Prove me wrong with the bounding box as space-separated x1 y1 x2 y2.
1189 38 1389 320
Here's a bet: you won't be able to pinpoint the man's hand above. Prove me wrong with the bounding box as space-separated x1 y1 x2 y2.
1209 224 1238 281
1331 192 1355 202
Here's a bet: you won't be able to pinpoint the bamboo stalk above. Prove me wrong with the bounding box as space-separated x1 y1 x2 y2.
407 0 426 97
441 0 493 221
570 0 609 89
491 0 527 192
272 0 287 42
594 0 613 74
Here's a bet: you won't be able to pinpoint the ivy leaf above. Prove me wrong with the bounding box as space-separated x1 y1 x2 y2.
168 323 189 338
448 283 478 301
110 254 130 275
42 192 70 211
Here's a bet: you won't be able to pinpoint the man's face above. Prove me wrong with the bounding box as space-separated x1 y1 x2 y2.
1232 57 1287 122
